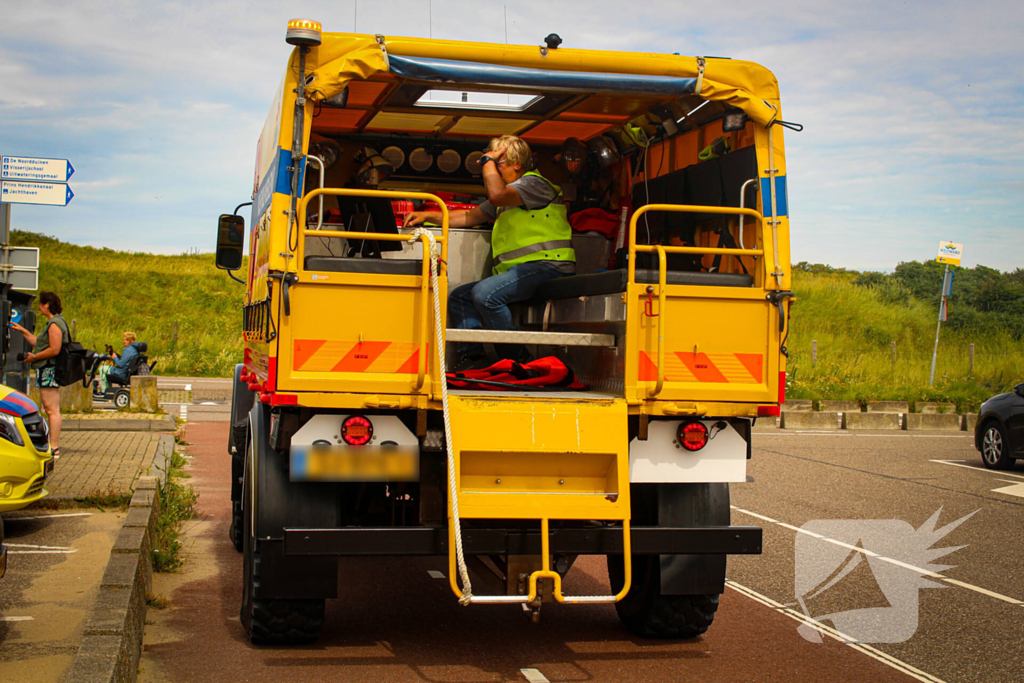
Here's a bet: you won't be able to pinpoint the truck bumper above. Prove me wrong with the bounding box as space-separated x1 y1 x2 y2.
283 525 762 557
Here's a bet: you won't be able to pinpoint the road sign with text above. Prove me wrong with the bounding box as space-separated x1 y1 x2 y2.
0 181 74 206
1 156 75 183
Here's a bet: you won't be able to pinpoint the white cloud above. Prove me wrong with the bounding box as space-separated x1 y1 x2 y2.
0 0 1021 269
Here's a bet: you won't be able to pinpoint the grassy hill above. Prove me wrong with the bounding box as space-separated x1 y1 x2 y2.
11 231 1020 409
11 231 245 377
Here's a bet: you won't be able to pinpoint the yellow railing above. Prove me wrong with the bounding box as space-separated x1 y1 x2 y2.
627 204 765 398
296 188 451 391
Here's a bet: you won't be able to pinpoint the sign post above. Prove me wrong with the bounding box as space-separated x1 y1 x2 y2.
929 241 963 387
0 154 75 291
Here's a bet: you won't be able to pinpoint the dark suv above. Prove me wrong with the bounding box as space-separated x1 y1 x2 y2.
976 383 1024 470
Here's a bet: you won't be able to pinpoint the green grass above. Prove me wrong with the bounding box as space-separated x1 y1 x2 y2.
12 230 245 377
786 270 1021 412
151 451 198 573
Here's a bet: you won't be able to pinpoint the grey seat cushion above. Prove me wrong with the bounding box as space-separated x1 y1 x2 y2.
532 269 753 300
304 256 423 276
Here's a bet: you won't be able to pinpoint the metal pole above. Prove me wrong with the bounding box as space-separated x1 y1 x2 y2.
969 343 974 376
891 341 896 371
812 339 817 367
928 264 949 387
0 203 10 284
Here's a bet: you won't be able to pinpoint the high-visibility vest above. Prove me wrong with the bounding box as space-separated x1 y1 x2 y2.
490 171 576 275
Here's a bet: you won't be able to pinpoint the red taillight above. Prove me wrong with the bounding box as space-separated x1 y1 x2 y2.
677 421 709 451
758 405 780 417
341 415 373 446
779 371 786 404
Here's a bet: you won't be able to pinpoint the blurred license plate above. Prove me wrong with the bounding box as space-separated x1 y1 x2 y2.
44 458 55 478
290 446 418 482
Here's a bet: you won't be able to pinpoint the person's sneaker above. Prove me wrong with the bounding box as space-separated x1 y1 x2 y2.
450 355 491 373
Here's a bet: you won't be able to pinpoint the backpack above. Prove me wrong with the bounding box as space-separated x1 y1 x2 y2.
49 319 89 387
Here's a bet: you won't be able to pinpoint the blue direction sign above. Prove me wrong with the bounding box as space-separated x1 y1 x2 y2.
0 181 74 206
1 156 74 183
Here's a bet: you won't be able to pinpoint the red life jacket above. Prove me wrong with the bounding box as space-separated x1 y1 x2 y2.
447 356 585 391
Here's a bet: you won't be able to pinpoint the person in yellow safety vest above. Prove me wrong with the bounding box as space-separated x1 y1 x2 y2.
403 134 575 370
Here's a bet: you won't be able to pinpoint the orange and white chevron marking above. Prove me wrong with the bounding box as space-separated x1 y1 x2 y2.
293 340 426 374
639 351 763 384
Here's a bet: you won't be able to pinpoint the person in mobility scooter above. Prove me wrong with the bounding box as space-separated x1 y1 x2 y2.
90 332 156 408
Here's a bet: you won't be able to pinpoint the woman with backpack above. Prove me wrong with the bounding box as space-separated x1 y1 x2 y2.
10 291 69 458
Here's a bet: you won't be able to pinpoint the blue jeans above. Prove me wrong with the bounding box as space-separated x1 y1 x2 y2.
449 261 569 360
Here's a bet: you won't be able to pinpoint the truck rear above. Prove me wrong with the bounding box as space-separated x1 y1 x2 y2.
217 22 790 643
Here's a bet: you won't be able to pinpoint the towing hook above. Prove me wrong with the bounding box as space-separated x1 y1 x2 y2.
644 286 658 317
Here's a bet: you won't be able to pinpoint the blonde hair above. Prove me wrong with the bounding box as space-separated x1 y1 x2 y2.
123 331 137 343
487 135 532 170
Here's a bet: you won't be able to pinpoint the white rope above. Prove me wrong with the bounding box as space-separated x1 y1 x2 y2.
410 228 473 605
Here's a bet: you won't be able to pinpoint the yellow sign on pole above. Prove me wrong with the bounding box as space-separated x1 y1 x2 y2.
936 241 963 266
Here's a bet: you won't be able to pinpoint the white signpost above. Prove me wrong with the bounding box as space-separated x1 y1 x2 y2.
0 153 75 292
0 180 74 207
929 241 964 387
1 156 75 183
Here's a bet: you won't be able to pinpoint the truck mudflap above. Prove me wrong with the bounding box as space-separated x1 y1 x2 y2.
281 525 762 556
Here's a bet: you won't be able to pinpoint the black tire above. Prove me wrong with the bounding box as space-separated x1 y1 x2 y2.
240 436 325 645
114 391 130 409
608 552 720 639
228 499 244 553
980 421 1014 470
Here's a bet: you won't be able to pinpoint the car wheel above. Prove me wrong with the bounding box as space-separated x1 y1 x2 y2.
981 421 1014 470
114 391 130 409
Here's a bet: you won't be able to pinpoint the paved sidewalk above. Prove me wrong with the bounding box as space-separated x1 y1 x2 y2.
46 431 172 500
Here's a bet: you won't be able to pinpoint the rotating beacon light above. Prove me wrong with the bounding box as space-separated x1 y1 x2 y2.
286 19 322 47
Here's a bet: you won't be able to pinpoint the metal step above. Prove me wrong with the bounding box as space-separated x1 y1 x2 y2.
445 328 615 347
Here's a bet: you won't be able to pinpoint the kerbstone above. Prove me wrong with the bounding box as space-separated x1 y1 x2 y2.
917 402 957 414
867 401 909 413
962 413 978 431
818 400 861 413
783 399 813 411
843 412 900 430
903 413 961 431
130 375 159 412
781 411 840 430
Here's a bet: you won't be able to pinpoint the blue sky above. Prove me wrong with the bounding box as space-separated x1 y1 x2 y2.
1 0 1021 271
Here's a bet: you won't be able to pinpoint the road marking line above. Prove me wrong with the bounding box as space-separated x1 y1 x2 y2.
731 506 1024 606
427 570 446 579
725 580 947 683
180 404 188 422
6 543 74 550
0 616 34 622
991 481 1024 499
941 578 1023 604
6 512 93 521
8 549 79 554
930 459 1024 481
185 384 192 391
520 668 550 683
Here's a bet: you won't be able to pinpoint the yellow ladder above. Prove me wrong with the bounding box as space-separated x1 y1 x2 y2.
445 394 632 604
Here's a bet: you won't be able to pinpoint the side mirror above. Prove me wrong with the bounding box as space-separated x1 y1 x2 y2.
216 214 245 271
1015 383 1024 398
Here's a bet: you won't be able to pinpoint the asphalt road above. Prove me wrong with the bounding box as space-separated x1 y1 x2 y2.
138 423 1022 683
0 509 124 682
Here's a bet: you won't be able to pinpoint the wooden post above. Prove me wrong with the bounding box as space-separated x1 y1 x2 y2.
969 343 974 376
891 341 896 370
71 318 76 338
171 321 179 354
812 340 817 368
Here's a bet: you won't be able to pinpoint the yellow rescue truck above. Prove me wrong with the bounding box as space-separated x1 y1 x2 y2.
216 21 793 644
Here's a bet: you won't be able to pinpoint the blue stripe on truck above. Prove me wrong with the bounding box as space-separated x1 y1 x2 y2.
251 148 305 227
760 176 788 218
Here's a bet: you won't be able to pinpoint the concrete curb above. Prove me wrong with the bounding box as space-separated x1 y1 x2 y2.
781 411 840 430
60 416 177 433
903 413 962 431
842 412 900 430
65 472 164 683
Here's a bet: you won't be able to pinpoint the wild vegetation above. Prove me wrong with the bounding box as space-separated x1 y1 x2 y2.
787 261 1023 411
12 231 1020 409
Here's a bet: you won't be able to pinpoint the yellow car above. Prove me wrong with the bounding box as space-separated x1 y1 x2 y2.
0 385 53 514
